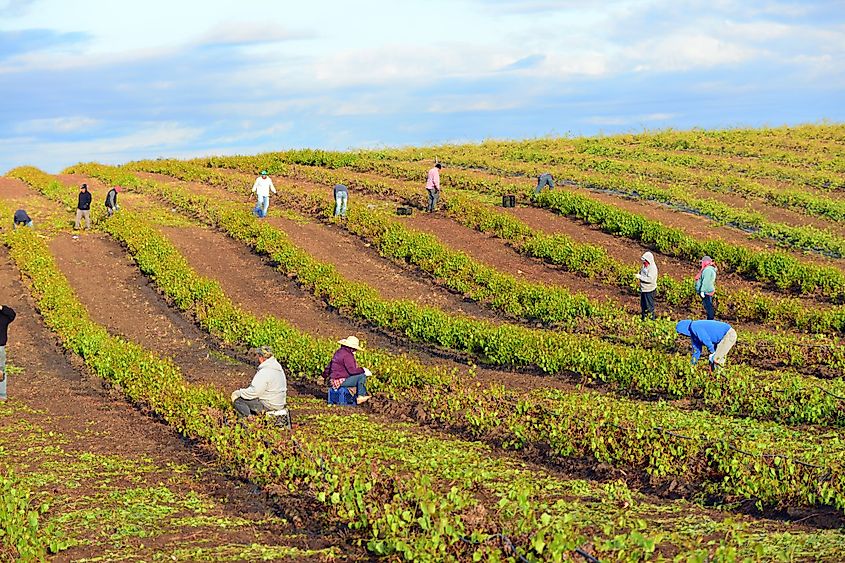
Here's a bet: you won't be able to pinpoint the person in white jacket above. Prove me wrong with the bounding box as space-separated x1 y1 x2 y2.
634 251 658 320
252 170 277 218
231 345 287 417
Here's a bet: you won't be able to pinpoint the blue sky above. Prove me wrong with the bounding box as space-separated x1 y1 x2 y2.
1 0 843 173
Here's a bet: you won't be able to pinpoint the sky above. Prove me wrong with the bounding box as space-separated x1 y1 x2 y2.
0 0 843 173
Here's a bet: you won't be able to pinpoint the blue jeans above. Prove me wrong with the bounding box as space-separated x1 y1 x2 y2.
254 195 269 218
340 373 368 397
0 346 6 400
535 174 554 194
334 192 348 217
702 295 715 320
426 189 439 212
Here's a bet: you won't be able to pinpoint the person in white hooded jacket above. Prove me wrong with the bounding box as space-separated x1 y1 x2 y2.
231 345 287 417
634 251 658 320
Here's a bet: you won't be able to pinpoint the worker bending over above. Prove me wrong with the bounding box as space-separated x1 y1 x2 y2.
675 319 737 370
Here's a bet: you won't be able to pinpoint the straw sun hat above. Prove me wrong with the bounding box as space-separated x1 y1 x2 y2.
338 336 362 350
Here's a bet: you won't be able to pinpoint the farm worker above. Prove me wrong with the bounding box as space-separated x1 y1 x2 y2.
75 183 92 230
694 256 717 320
675 319 736 370
230 345 287 417
425 163 442 213
252 170 277 218
323 336 371 405
105 186 121 216
0 304 17 401
333 184 348 218
12 209 32 229
535 173 555 195
634 251 658 320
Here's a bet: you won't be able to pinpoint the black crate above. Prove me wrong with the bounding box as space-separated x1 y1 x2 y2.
396 206 413 216
502 194 516 208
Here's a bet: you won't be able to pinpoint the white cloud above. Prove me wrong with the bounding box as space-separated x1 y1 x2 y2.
582 112 679 126
14 116 101 134
628 32 762 72
193 21 314 46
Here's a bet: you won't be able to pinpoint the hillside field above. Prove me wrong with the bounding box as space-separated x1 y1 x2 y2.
1 123 845 561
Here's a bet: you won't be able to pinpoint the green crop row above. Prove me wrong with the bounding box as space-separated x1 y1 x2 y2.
260 150 845 304
0 469 65 562
25 165 845 518
387 135 845 219
1 193 635 561
57 163 845 432
162 153 845 341
124 158 845 376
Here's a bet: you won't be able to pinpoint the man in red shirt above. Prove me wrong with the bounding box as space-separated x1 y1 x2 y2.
323 336 371 405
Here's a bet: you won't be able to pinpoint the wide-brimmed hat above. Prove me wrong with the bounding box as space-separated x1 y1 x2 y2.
675 320 692 336
338 336 362 350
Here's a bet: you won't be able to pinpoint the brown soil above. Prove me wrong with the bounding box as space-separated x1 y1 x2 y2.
48 233 247 388
444 166 845 272
0 246 352 561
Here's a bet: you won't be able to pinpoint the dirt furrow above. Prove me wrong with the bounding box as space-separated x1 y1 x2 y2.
0 245 348 561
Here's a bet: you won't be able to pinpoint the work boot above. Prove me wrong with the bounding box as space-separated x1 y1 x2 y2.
356 395 371 405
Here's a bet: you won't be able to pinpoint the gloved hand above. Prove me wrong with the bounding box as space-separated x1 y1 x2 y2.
363 367 372 377
700 292 705 298
708 353 716 367
691 358 698 366
633 273 640 280
231 390 241 402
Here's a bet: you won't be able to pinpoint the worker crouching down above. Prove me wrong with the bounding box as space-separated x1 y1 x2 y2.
675 319 737 371
324 336 372 405
231 345 287 417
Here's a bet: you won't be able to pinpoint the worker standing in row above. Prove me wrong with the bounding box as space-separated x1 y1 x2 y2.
252 170 277 218
75 183 92 230
694 256 718 320
0 304 16 401
634 252 658 320
105 186 121 216
535 173 555 195
425 163 442 213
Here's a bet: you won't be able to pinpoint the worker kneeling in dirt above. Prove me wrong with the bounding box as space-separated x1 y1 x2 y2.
675 319 737 371
324 336 372 405
231 345 287 417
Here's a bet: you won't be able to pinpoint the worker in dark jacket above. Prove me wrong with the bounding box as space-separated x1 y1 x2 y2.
0 305 17 400
75 183 92 230
12 209 32 229
675 319 736 370
323 336 371 404
105 186 121 216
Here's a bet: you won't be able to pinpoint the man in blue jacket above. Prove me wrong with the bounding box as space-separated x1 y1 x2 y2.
675 319 737 370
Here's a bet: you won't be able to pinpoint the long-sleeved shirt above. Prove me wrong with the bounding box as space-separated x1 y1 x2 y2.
78 191 92 210
425 167 440 191
323 346 365 381
635 251 658 293
686 320 732 363
237 356 287 410
0 305 16 346
105 189 118 209
695 266 717 295
252 176 277 198
13 210 30 224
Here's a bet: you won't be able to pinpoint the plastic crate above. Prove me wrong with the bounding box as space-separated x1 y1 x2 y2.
327 386 356 406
